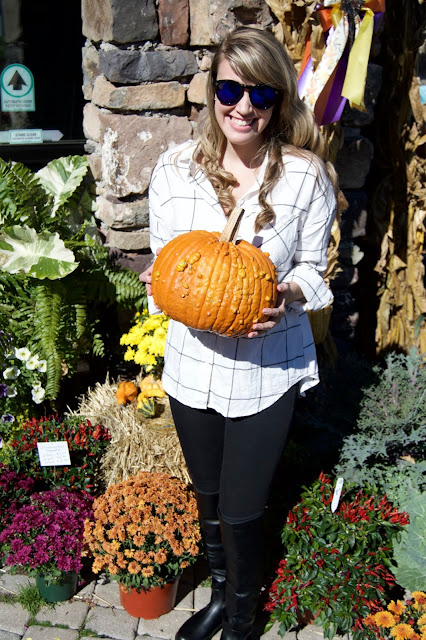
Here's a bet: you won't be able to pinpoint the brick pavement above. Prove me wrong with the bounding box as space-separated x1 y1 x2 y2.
0 567 333 640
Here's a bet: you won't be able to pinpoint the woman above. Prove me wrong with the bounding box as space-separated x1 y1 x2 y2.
141 26 343 640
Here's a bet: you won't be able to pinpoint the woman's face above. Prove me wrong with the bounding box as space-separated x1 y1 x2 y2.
214 57 275 157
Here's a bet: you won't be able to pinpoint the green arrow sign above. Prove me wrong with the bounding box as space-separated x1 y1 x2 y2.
1 64 35 112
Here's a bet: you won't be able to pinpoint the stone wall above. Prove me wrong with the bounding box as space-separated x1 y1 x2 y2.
81 0 384 345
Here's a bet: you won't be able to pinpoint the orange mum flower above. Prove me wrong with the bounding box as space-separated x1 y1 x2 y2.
412 593 426 606
418 615 426 626
375 611 397 628
391 624 414 640
128 561 142 574
142 566 154 578
388 601 406 616
363 614 376 627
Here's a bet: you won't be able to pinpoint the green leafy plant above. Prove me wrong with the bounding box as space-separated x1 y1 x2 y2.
1 332 48 430
16 583 49 617
391 491 426 593
264 473 409 640
6 415 111 493
0 155 146 406
334 349 426 508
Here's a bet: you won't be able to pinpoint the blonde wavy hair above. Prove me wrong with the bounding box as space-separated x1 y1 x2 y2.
195 26 344 232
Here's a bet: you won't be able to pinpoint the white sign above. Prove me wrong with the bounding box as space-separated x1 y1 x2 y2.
37 441 71 467
331 477 344 513
1 64 35 112
9 129 42 144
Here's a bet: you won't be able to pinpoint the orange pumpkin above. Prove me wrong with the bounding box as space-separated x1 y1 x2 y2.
139 375 165 399
116 380 138 405
151 207 278 337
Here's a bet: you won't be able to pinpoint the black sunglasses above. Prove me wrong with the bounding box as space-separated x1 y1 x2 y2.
213 79 280 110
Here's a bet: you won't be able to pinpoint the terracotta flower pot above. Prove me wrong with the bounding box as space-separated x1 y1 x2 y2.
119 577 180 619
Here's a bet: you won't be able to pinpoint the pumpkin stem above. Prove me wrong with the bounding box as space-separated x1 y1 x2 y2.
219 206 245 243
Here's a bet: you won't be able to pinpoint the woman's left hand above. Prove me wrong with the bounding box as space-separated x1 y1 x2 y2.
247 282 305 338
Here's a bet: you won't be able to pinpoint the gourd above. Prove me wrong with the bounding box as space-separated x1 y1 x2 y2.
139 375 165 399
137 395 156 418
116 381 138 405
151 207 278 337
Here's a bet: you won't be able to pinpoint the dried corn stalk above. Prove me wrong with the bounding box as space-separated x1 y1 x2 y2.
371 0 426 354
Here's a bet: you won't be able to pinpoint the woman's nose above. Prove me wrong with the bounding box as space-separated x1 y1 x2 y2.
236 89 254 112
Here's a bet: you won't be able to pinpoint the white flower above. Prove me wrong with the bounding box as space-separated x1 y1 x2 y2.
26 355 40 370
37 359 47 373
3 366 20 380
14 347 31 361
31 387 45 404
7 387 17 398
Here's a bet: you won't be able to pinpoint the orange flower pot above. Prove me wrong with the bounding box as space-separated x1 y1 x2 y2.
119 577 180 619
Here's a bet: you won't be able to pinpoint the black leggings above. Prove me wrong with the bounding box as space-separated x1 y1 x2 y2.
169 387 296 524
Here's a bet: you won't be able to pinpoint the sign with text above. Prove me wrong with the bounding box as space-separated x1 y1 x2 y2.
1 64 35 112
9 129 42 144
37 441 71 467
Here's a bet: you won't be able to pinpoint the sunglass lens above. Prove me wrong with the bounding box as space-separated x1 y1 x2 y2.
215 80 243 105
249 85 278 110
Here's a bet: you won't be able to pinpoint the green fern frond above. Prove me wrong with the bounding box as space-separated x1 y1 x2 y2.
0 158 51 230
32 283 65 400
92 333 106 357
104 267 147 309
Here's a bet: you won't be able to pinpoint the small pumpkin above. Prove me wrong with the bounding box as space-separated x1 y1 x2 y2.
139 375 165 399
116 380 138 406
137 394 156 418
151 207 278 337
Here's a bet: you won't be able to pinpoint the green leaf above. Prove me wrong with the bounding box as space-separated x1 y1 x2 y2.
0 225 78 280
36 155 88 216
392 492 426 591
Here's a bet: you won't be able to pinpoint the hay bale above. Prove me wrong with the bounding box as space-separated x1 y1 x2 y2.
67 376 190 486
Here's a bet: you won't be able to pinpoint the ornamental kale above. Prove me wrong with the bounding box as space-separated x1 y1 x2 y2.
0 486 93 583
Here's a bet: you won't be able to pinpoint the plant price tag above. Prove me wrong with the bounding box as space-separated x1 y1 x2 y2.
331 477 344 513
37 441 71 467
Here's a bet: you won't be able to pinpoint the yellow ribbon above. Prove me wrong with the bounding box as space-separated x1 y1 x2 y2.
341 8 375 110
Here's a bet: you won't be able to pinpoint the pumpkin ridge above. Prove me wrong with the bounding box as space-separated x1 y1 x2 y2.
213 242 244 335
223 244 251 336
191 232 224 331
206 238 236 333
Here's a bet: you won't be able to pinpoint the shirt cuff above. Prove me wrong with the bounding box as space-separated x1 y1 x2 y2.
147 295 162 315
284 264 333 312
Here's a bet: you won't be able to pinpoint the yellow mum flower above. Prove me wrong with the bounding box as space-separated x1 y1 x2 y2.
388 601 406 616
375 611 397 628
390 624 414 640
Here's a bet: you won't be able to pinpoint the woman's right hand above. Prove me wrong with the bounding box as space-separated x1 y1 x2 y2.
139 248 161 296
139 263 153 296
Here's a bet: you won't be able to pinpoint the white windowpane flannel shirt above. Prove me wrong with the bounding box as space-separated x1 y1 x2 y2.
148 141 337 418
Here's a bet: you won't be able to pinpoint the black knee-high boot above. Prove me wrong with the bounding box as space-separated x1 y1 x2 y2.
175 492 226 640
219 516 264 640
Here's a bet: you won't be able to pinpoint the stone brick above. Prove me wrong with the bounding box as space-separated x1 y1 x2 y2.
83 102 102 143
109 248 154 276
23 628 78 640
87 154 103 182
82 43 100 101
99 113 193 197
187 73 208 105
0 602 30 635
107 229 150 251
158 0 189 46
96 195 149 229
335 137 374 190
189 0 273 45
189 0 211 45
84 605 138 640
92 75 186 111
99 49 198 84
82 0 158 44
